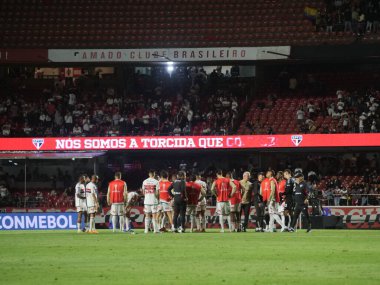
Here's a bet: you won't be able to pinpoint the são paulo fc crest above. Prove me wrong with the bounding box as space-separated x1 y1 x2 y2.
291 135 303 147
32 138 44 150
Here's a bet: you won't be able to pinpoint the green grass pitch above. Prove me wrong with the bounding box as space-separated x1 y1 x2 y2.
0 229 379 285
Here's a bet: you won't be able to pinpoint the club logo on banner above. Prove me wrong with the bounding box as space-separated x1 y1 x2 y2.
291 135 303 146
32 138 45 150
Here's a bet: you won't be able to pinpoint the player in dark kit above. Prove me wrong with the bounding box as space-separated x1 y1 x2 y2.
167 171 188 233
283 169 295 229
289 172 312 233
252 172 265 232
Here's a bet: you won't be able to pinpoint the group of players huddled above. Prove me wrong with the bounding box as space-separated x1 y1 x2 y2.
74 168 312 234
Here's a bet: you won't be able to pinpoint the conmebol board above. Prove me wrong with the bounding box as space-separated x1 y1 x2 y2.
1 206 379 230
0 134 379 151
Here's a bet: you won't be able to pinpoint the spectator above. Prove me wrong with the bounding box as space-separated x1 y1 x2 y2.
72 124 82 136
64 112 73 133
344 7 352 32
326 13 333 32
296 108 305 125
359 112 367 133
173 125 182 136
358 11 366 35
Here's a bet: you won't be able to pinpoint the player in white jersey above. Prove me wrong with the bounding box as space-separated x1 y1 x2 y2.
86 175 99 234
142 170 160 234
75 175 87 233
124 190 139 234
195 174 208 232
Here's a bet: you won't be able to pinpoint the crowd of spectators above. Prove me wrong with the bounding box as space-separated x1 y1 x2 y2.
0 66 245 138
295 87 379 134
315 0 380 35
321 171 380 206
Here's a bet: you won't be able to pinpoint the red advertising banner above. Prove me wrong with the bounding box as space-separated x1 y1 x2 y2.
0 49 48 63
0 134 379 151
2 206 380 229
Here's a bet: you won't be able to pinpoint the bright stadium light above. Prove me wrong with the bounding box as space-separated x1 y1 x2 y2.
166 61 174 74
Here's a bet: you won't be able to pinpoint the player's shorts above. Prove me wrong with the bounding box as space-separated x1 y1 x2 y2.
284 199 294 211
76 201 87 212
196 204 206 212
216 201 230 216
186 205 197 216
87 206 97 214
144 204 158 214
268 202 279 215
111 203 124 216
159 201 173 212
229 202 241 213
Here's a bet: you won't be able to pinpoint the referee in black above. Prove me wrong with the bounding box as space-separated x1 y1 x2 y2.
289 172 312 233
252 172 265 232
168 171 187 233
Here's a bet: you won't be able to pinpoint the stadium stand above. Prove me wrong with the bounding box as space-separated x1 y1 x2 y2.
1 0 379 49
239 71 380 134
0 67 249 137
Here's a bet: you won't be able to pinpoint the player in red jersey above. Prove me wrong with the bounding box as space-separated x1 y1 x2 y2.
276 171 288 231
158 170 173 232
107 172 128 232
186 175 206 232
226 172 242 232
260 173 271 231
211 170 236 233
263 170 285 232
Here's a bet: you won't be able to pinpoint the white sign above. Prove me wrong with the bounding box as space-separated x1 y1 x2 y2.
48 46 290 62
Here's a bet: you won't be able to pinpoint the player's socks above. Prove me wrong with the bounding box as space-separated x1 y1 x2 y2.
160 216 165 229
227 216 232 232
219 215 224 232
274 214 285 229
89 217 94 232
287 216 292 229
77 223 81 232
281 215 286 228
203 216 207 230
119 216 125 231
112 215 117 232
125 217 130 231
85 222 90 232
196 217 201 231
190 215 195 232
93 219 96 232
152 219 158 233
269 215 274 232
144 218 151 233
229 215 235 232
